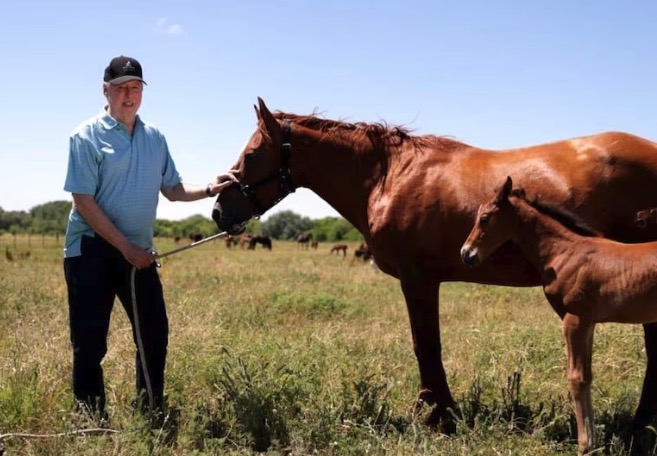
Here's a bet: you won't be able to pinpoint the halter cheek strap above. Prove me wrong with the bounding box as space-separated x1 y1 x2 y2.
239 120 296 216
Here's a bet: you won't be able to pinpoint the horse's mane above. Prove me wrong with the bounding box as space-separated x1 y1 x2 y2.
510 189 602 237
272 112 461 151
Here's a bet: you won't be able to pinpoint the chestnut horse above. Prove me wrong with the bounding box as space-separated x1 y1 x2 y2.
330 244 348 256
461 176 657 454
212 97 657 432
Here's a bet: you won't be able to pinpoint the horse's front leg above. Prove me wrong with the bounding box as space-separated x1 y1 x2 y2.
562 313 595 455
400 273 457 433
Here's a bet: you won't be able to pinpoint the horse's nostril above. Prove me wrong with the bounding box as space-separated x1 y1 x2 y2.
211 208 221 223
460 248 479 267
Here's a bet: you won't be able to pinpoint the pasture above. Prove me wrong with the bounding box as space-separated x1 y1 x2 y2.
0 234 652 455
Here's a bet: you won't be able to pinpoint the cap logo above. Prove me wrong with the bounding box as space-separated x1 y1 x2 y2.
123 61 135 73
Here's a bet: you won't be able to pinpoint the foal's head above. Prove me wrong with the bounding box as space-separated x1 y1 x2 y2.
460 176 520 267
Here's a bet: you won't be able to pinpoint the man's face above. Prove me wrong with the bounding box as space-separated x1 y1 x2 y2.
104 80 143 123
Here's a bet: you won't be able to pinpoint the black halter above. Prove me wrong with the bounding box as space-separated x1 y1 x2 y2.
239 121 296 216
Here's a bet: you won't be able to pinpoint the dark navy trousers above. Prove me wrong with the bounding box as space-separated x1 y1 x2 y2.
64 235 168 414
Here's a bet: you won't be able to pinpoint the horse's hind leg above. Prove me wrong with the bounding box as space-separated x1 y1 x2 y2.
634 323 657 429
400 273 457 433
562 314 595 455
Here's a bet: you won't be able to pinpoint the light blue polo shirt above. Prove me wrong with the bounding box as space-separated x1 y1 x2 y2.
63 109 182 257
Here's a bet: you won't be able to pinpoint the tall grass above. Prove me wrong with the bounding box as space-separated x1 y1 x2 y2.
0 235 654 455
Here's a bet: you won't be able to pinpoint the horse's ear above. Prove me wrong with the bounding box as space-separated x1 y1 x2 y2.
257 97 282 142
495 176 513 203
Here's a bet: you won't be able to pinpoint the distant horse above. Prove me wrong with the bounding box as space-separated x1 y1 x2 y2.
311 240 319 249
239 234 252 249
297 232 311 249
330 244 347 256
189 233 203 242
212 97 657 431
636 208 657 229
225 235 239 249
249 234 272 250
174 236 182 244
461 176 657 454
354 242 372 261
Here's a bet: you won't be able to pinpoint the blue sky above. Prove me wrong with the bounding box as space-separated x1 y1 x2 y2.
1 0 656 221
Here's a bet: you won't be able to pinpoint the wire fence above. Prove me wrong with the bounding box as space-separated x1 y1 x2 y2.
0 233 63 250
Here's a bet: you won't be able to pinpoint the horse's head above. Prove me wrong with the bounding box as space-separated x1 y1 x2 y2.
460 176 517 267
212 98 297 234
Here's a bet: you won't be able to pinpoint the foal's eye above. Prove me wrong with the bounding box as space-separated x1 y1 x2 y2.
480 215 489 226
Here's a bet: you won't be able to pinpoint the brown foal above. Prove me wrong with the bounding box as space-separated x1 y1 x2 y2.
461 176 657 455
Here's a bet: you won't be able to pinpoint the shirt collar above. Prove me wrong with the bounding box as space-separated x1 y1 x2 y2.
98 107 144 132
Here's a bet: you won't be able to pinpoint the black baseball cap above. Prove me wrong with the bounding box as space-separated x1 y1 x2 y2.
103 56 147 85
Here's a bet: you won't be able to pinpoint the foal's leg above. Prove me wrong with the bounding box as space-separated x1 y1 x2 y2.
400 274 457 432
562 313 595 455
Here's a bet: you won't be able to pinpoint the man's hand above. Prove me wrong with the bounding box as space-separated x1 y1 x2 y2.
207 171 239 197
123 244 156 269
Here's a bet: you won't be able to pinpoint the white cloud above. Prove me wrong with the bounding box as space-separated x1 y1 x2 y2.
167 24 184 35
155 18 184 36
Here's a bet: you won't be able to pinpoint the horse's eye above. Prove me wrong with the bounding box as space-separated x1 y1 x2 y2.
480 215 489 226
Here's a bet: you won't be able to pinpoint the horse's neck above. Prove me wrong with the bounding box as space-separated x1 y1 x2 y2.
511 199 581 271
294 128 384 233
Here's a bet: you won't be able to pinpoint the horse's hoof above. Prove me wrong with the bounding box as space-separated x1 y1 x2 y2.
424 406 457 435
628 424 657 456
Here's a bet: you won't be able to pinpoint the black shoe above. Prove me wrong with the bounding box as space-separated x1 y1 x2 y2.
73 400 110 428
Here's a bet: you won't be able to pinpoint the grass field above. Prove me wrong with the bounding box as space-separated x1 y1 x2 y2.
0 234 655 455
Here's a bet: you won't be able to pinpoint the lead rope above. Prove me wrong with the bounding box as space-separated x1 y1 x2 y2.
132 231 228 413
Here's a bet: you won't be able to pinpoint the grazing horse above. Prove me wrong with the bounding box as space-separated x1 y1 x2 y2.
460 176 657 454
297 232 312 249
330 244 347 256
189 233 203 242
248 234 272 250
238 234 252 248
354 242 372 261
212 97 657 432
225 235 239 249
311 240 319 249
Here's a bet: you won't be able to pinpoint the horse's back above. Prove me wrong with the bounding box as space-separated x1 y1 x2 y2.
367 131 657 281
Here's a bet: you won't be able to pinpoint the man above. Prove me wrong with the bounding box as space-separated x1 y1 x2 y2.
63 55 235 420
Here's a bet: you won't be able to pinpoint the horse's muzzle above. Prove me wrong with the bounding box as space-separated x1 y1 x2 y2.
212 204 247 236
460 246 480 267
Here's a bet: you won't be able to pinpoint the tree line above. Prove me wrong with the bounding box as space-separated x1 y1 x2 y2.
1 202 362 243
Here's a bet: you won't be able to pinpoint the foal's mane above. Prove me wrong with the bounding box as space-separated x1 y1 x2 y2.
511 189 602 237
272 112 459 150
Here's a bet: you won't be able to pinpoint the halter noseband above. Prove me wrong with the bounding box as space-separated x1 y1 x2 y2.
239 121 296 215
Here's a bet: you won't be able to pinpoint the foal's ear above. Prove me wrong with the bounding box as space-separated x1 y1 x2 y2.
256 97 282 143
495 176 513 203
